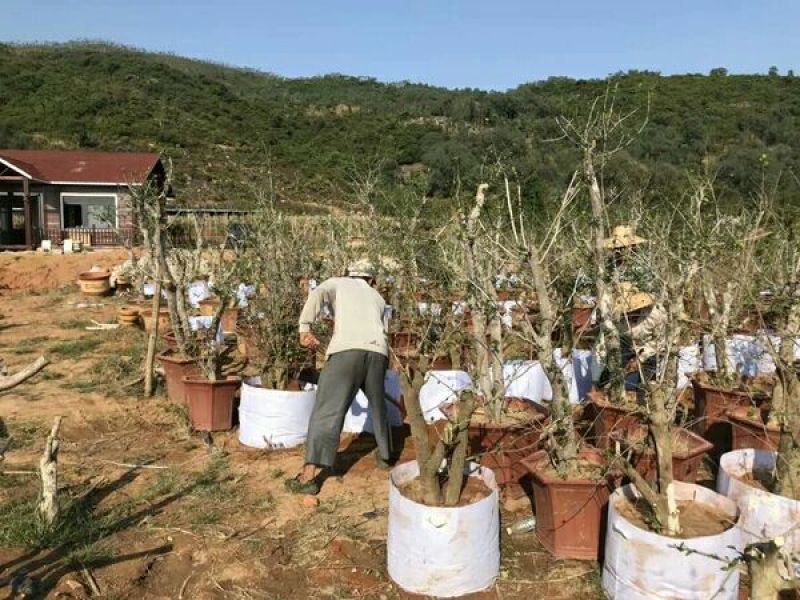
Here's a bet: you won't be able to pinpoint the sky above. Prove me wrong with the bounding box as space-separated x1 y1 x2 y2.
1 0 798 90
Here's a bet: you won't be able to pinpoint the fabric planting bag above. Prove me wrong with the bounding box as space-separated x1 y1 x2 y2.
238 377 317 449
387 461 500 597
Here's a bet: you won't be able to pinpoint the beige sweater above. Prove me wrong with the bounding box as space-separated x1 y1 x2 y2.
298 277 388 357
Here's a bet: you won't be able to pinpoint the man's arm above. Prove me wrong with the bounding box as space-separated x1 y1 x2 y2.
298 279 336 347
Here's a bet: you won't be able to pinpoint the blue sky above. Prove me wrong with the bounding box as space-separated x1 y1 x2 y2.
1 0 797 90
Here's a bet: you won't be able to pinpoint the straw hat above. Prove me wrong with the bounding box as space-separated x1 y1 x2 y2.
613 282 654 315
603 225 647 250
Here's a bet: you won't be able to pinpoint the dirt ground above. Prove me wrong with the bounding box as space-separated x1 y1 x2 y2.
0 250 131 291
0 252 603 599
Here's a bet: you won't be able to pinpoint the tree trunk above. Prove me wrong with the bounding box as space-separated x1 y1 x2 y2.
38 416 62 527
526 242 578 472
650 389 681 536
443 392 476 506
584 146 626 403
144 269 162 398
0 356 47 391
399 359 442 505
774 303 800 499
747 540 799 599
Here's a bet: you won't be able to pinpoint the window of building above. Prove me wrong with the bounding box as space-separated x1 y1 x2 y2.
61 194 117 228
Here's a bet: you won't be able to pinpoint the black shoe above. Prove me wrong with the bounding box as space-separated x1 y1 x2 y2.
284 475 320 495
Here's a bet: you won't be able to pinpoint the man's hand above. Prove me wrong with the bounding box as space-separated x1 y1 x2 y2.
299 332 321 349
625 358 640 374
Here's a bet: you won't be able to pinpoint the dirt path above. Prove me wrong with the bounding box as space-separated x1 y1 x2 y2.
0 267 603 600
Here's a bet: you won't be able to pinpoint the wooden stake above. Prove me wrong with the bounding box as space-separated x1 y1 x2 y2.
38 416 63 526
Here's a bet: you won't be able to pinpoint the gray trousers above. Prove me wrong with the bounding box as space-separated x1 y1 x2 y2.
304 349 392 468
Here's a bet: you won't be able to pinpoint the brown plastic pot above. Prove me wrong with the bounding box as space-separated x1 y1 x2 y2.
162 330 178 348
469 408 547 500
691 375 768 454
691 377 763 432
117 306 140 327
619 425 714 483
157 350 200 404
77 270 111 296
586 390 640 449
221 307 239 333
183 375 241 431
197 298 218 317
390 331 418 356
728 405 780 451
523 447 613 561
142 307 171 333
572 306 594 333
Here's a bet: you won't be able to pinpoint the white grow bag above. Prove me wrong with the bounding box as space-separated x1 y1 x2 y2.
238 378 317 449
342 370 404 433
387 461 499 597
717 449 800 555
603 482 742 600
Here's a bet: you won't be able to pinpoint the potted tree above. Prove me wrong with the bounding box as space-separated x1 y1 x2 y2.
602 202 743 599
181 243 242 432
503 171 618 561
386 185 500 597
717 214 800 595
235 198 320 449
686 178 771 452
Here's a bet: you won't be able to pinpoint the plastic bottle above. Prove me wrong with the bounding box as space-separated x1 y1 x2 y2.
506 516 536 535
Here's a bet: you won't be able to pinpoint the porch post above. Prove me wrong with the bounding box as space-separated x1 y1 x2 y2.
23 177 33 248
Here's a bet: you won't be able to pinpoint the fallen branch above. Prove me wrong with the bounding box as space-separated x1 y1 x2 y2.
81 564 101 596
98 459 170 470
0 356 48 391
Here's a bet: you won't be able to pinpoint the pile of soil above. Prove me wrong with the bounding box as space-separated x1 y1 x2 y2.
627 428 692 455
616 496 735 539
470 402 546 427
534 459 606 481
398 474 492 507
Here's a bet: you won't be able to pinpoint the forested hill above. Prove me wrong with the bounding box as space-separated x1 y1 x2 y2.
1 42 799 213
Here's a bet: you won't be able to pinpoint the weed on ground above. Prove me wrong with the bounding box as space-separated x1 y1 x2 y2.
51 336 105 359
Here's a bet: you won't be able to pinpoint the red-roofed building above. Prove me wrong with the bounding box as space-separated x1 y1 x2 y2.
0 149 166 249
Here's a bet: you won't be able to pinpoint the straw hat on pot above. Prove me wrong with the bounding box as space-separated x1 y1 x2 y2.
603 225 647 250
613 282 654 315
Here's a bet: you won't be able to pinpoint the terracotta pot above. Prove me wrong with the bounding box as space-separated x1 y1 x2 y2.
117 306 140 326
619 425 714 484
77 270 111 296
157 351 200 404
469 409 547 499
183 375 241 431
728 405 780 451
142 307 171 333
523 447 613 560
586 390 640 449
